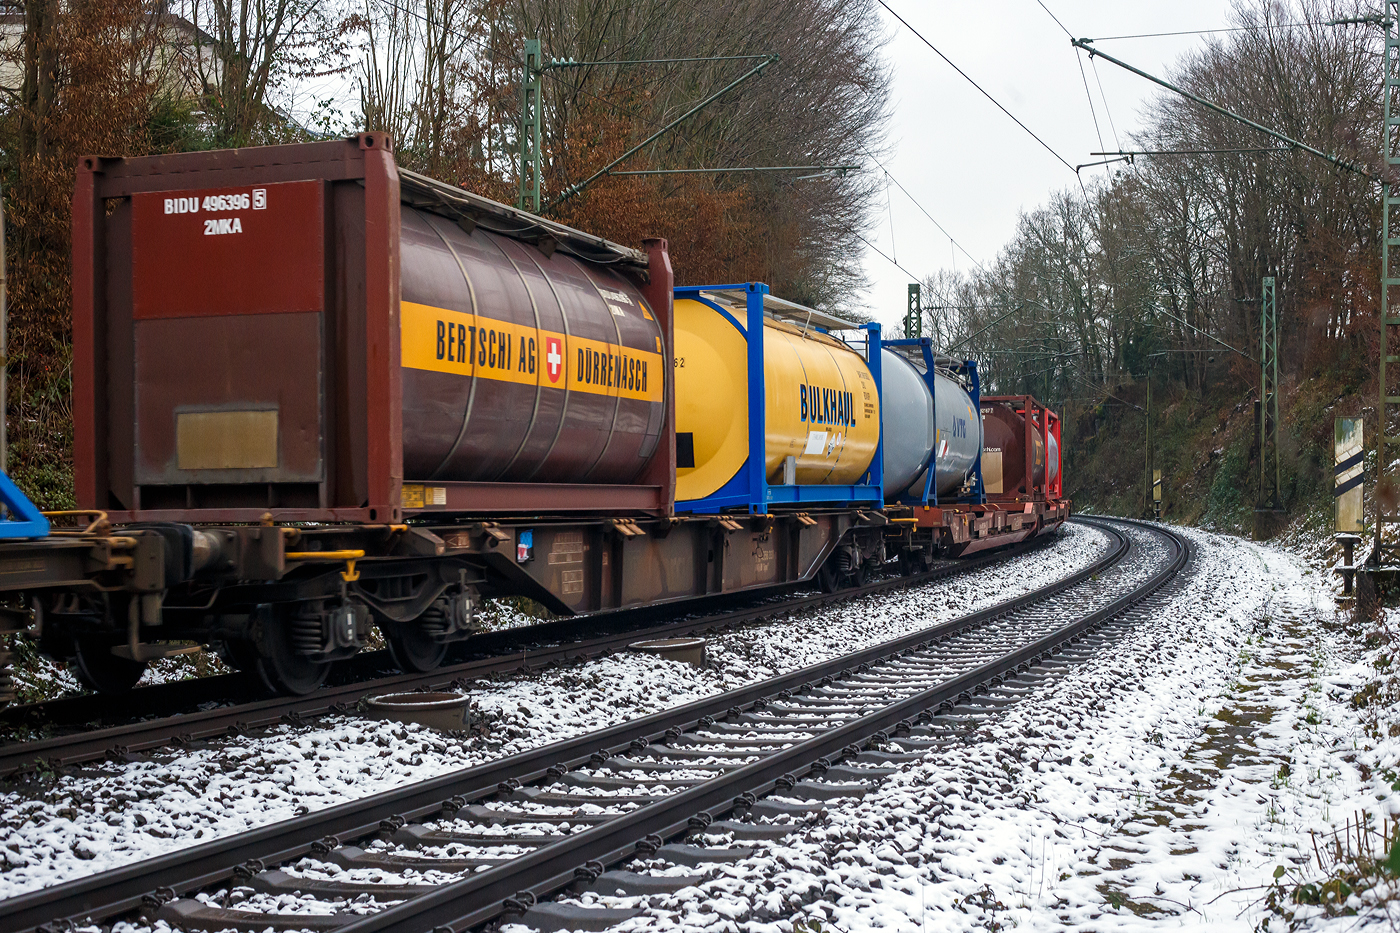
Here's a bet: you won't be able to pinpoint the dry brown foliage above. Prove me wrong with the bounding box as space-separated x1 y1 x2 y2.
366 0 889 305
545 101 764 287
4 0 182 506
0 0 891 505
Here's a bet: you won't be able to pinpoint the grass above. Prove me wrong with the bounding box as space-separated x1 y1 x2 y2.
1267 813 1400 925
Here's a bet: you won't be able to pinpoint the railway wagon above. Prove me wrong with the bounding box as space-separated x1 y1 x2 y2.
878 348 1069 560
0 134 1067 700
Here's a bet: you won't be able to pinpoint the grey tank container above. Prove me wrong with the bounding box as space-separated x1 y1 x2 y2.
879 350 983 499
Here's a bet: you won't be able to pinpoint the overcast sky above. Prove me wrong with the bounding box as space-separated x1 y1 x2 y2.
858 1 1244 328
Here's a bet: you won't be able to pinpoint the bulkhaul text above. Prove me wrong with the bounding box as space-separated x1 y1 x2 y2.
800 384 855 427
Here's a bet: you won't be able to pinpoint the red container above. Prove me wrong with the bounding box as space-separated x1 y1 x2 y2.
72 135 676 523
979 395 1061 502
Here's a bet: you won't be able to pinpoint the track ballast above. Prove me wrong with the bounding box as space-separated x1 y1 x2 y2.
0 518 1181 933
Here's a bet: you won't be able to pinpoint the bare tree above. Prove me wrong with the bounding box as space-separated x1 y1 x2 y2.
922 0 1382 407
18 0 58 159
174 0 353 145
358 0 479 173
348 0 892 302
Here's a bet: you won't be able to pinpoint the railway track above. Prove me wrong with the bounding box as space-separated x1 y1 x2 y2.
0 535 1052 779
0 517 1185 933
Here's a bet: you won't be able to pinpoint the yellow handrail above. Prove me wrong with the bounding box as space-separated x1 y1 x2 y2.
41 510 110 535
285 549 367 583
285 550 367 561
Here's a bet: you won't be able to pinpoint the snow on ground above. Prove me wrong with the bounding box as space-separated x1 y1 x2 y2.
0 524 1109 899
14 521 1388 932
569 525 1387 933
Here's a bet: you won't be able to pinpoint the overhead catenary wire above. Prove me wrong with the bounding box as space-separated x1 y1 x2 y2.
1035 0 1112 164
948 303 1028 353
544 54 778 210
1027 0 1126 398
1067 371 1145 412
545 54 772 68
1093 148 1286 156
877 0 1078 175
862 145 1090 350
1073 38 1376 181
1027 0 1103 205
860 146 970 265
854 225 923 286
1033 0 1072 37
885 171 898 265
856 145 1060 333
766 169 932 314
1076 50 1109 159
778 162 925 287
609 165 857 176
851 151 1092 389
1090 57 1121 152
1152 306 1257 363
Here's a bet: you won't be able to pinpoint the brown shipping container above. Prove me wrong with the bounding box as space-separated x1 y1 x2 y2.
73 135 676 523
978 395 1060 501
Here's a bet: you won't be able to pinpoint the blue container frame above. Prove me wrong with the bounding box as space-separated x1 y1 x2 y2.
882 337 986 508
0 470 48 538
674 282 885 515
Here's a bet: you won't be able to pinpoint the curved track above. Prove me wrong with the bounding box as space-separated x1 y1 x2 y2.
0 536 1051 778
0 518 1181 933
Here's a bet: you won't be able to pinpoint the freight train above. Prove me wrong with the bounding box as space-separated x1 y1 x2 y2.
0 135 1067 700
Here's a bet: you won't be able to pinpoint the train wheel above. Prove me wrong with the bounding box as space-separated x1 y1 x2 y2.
817 551 865 591
255 639 330 696
254 607 330 696
72 638 146 694
382 624 448 674
216 637 262 674
901 550 933 576
851 561 871 588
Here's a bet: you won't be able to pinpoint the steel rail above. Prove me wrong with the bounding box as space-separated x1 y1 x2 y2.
343 520 1185 933
0 521 1121 933
0 538 1048 778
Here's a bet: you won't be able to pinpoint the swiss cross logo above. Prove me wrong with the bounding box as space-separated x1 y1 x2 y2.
546 338 563 382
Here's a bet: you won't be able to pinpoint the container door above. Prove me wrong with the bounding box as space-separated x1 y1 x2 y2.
128 181 327 511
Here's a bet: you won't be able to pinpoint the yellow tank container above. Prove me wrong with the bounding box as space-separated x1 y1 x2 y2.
674 296 881 502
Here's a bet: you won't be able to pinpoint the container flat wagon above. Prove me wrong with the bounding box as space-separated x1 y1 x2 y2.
0 135 1067 699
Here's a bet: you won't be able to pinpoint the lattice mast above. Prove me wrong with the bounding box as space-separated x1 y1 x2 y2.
1378 5 1400 560
905 284 922 338
1144 380 1153 517
1259 276 1281 510
517 39 543 213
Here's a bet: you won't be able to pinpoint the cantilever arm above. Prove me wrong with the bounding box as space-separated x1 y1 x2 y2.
1072 38 1375 181
544 55 779 213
